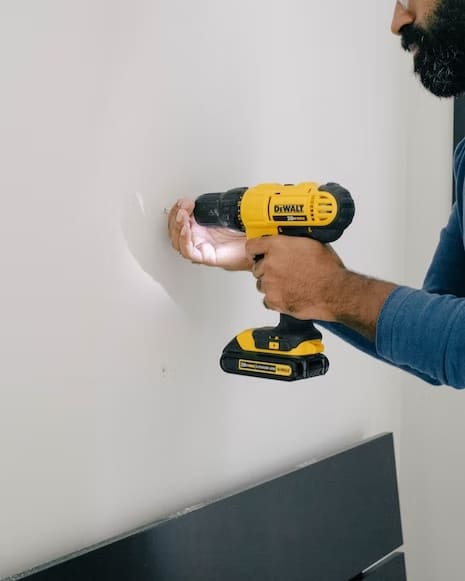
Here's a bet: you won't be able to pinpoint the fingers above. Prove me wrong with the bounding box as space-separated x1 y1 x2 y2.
251 258 265 280
248 237 269 293
248 236 291 313
168 198 195 252
167 198 204 263
246 237 271 263
178 220 203 263
248 237 270 301
167 200 183 251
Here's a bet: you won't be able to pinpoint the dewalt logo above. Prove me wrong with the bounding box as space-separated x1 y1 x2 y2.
274 204 305 213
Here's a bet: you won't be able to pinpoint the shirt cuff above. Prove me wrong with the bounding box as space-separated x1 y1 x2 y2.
375 286 417 362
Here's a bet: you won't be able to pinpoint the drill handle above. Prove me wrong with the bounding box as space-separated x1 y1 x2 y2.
276 313 323 342
251 313 322 350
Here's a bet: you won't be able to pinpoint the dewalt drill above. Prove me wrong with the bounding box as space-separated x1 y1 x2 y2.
193 182 355 381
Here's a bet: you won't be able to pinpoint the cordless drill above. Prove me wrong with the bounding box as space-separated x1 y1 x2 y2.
193 182 355 381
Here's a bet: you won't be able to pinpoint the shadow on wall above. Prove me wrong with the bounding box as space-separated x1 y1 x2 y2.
120 190 241 320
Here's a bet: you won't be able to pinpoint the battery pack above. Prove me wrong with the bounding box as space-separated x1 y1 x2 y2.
220 337 329 382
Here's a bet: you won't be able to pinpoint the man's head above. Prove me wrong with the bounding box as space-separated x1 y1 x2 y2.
392 0 465 98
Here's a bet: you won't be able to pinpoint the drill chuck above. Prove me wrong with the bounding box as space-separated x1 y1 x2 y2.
193 187 247 231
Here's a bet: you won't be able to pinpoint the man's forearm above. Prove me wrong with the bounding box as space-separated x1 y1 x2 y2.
333 271 397 342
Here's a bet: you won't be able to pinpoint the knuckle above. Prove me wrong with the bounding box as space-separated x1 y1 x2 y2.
245 242 255 256
265 291 280 310
264 298 277 311
252 263 262 278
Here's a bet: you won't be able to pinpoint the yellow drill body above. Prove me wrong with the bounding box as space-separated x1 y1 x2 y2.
239 182 338 239
193 181 355 381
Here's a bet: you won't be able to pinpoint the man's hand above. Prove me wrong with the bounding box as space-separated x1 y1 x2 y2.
168 199 252 271
246 236 346 321
246 235 397 340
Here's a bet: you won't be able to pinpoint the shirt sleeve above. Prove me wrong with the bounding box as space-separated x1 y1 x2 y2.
317 319 442 386
376 287 465 389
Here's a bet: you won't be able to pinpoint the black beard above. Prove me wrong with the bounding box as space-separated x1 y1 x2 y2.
400 0 465 98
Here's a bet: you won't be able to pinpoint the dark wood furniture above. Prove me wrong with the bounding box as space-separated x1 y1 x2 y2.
4 433 406 581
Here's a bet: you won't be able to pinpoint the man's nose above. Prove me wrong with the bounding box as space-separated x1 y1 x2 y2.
391 1 415 35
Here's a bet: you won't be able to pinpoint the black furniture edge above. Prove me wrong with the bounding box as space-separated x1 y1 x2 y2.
4 432 405 581
354 552 407 580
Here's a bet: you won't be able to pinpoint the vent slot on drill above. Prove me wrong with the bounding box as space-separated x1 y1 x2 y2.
309 193 337 226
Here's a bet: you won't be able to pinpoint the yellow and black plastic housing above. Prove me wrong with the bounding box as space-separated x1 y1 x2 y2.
220 316 329 381
193 182 355 381
193 182 354 243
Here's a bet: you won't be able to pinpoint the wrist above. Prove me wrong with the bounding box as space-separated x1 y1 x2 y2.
223 256 254 272
332 270 397 341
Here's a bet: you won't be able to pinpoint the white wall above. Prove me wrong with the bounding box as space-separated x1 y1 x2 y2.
0 1 411 577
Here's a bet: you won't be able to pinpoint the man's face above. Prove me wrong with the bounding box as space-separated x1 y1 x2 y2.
392 0 465 98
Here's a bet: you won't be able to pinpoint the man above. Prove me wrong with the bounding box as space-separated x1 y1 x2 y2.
168 1 465 388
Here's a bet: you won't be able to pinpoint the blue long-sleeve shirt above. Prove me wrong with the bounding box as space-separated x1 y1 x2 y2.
320 138 465 389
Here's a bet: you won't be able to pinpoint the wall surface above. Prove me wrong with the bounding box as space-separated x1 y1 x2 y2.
0 1 412 577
